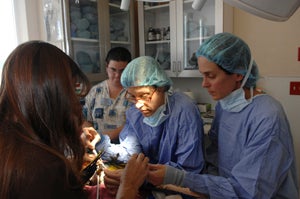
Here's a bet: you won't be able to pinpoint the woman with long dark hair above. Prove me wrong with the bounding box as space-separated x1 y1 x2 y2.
0 41 91 198
0 41 149 199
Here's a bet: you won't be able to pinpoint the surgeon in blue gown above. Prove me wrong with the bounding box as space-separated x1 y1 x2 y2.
99 56 205 197
147 32 299 199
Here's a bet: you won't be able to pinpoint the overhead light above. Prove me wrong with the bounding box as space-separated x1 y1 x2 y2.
192 0 207 10
137 0 170 2
121 0 131 11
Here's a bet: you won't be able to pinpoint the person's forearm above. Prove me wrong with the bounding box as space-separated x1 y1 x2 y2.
116 184 139 199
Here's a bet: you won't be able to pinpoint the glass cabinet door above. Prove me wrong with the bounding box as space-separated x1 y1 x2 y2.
43 0 65 50
109 0 133 53
42 0 105 83
42 0 139 83
181 0 215 74
67 0 101 75
139 2 172 73
138 0 224 78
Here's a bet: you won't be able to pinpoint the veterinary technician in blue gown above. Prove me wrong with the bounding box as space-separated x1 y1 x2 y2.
147 32 299 199
99 56 205 197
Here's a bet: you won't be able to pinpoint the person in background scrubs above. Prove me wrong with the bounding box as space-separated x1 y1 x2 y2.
82 47 132 144
100 56 205 198
147 32 299 199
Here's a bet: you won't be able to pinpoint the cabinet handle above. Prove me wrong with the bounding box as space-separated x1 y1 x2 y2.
172 61 177 73
177 61 182 73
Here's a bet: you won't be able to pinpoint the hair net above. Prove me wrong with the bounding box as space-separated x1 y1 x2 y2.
196 32 259 87
121 56 172 88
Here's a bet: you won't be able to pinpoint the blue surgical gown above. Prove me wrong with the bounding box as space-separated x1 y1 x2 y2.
182 94 299 198
98 92 205 173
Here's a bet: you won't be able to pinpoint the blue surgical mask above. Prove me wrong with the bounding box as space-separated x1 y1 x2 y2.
220 58 254 112
143 93 169 127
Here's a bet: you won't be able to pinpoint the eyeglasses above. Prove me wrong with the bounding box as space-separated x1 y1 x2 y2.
125 87 157 103
107 67 125 74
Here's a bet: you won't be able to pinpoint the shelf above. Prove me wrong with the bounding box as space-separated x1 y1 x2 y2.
184 36 210 41
109 3 128 15
111 40 131 44
145 40 171 45
184 0 193 3
108 3 120 8
144 3 169 10
71 38 99 43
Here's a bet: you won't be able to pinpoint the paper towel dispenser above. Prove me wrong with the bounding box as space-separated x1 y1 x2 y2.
223 0 300 21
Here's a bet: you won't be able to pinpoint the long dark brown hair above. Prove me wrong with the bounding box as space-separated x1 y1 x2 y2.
0 41 91 197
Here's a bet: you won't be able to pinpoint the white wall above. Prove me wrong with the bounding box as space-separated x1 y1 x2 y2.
233 7 300 76
0 0 18 82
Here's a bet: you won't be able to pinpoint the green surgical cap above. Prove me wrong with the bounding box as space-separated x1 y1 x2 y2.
121 56 172 88
196 32 259 87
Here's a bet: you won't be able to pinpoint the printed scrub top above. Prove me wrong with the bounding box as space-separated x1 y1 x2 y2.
82 80 131 143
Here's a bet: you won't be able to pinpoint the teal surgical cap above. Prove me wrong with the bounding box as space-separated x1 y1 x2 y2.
121 56 172 88
196 32 259 88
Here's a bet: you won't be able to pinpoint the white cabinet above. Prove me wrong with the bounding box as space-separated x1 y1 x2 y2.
42 0 137 83
138 0 233 77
